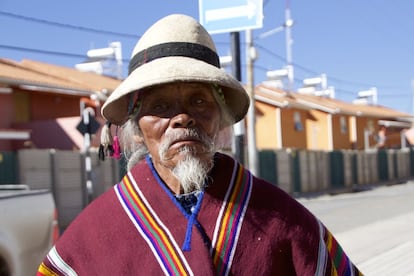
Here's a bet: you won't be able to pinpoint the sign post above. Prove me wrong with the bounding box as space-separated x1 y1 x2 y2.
76 107 100 206
199 0 263 173
199 0 263 34
230 31 245 166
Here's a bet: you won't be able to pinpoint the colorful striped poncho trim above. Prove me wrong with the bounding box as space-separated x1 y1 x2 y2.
113 157 252 275
37 153 362 275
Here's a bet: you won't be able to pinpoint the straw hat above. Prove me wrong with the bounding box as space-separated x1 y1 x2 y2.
101 14 250 127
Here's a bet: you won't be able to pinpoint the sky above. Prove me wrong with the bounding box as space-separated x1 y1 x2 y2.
1 0 413 114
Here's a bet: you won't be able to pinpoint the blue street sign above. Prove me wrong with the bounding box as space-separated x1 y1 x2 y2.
199 0 263 34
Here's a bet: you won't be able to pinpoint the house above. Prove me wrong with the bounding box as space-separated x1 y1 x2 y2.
0 58 121 151
1 57 412 153
254 85 310 149
254 84 413 151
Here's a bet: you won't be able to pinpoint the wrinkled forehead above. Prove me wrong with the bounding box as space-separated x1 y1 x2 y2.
128 81 226 117
141 82 213 99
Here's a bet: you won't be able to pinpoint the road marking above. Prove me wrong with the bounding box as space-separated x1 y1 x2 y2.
358 241 414 275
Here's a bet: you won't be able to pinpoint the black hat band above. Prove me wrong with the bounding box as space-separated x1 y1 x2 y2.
128 42 220 75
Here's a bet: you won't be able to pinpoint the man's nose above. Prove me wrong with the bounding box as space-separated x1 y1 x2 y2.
170 111 196 128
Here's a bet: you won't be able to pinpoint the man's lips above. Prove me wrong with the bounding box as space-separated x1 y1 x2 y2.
169 138 203 148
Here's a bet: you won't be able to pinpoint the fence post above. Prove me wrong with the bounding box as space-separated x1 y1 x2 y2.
258 150 277 185
410 147 414 176
291 150 301 194
0 151 18 184
329 151 344 189
377 149 389 182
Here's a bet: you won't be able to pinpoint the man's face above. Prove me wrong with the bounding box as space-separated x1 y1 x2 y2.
136 82 222 171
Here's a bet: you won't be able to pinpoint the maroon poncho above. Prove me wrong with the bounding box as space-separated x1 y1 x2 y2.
37 153 361 275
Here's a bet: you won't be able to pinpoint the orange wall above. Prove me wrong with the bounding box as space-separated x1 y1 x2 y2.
305 109 329 150
7 90 82 123
13 92 30 123
332 115 352 149
256 102 278 149
0 94 14 127
354 117 379 149
1 90 90 151
0 94 20 150
30 93 82 121
385 131 403 148
249 100 401 151
281 108 307 149
256 104 309 150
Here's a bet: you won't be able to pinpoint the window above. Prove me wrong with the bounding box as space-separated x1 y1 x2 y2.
294 111 303 131
340 116 347 134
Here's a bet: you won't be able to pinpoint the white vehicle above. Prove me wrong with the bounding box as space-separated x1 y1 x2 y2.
0 185 58 276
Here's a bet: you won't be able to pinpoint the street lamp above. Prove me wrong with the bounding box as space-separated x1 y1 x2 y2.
219 55 233 68
265 67 289 89
76 42 123 79
356 87 378 105
259 1 295 91
298 73 335 98
75 61 104 75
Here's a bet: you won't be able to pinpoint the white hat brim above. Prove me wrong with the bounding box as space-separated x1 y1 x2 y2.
102 56 250 126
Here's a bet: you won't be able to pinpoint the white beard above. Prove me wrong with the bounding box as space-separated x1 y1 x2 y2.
158 128 216 193
172 147 213 193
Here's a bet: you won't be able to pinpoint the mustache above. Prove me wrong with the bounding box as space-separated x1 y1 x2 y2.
159 128 215 156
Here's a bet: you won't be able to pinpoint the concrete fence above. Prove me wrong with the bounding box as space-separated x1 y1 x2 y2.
1 147 414 229
16 149 120 229
258 148 414 195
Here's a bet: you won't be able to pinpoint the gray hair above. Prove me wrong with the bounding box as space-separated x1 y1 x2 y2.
120 84 235 171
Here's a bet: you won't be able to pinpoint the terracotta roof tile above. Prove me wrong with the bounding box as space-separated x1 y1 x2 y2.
0 58 121 94
255 84 413 120
20 59 121 91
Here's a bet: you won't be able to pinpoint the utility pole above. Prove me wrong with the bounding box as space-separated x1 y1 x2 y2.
411 80 414 114
246 29 259 175
285 0 294 91
231 32 246 165
257 0 294 91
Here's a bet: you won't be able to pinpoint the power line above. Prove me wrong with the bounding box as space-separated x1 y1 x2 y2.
2 43 409 100
0 11 140 39
0 44 130 63
254 42 408 92
254 44 286 64
0 44 86 59
1 10 409 95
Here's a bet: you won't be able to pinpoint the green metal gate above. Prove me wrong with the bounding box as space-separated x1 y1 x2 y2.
0 151 18 184
377 149 389 181
329 151 344 188
258 150 277 185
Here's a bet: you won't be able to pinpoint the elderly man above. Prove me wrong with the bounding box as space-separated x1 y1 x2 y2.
38 14 361 275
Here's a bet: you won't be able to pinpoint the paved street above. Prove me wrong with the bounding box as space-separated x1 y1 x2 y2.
297 180 414 275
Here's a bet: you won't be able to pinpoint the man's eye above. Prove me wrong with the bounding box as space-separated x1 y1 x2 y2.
193 98 205 105
152 103 168 112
